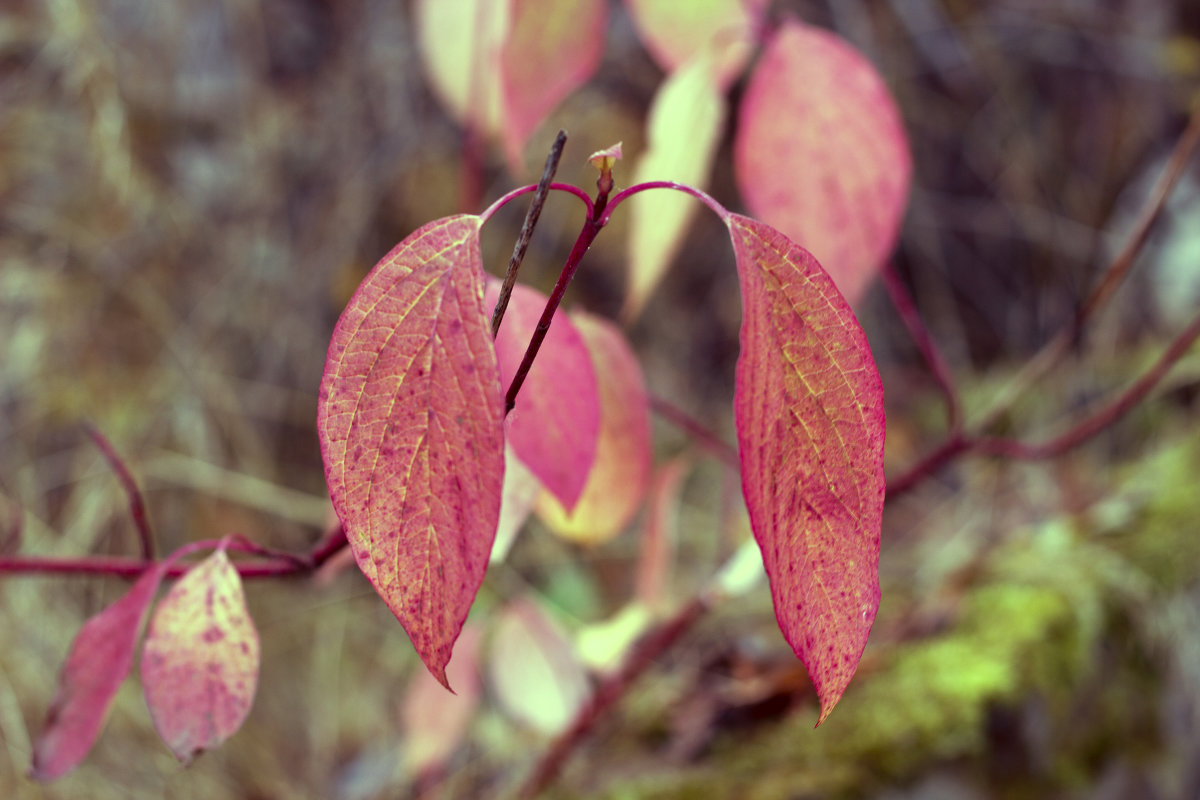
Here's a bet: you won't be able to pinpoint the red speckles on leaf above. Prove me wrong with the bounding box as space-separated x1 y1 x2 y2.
30 564 167 781
734 20 911 306
140 549 259 762
487 279 599 511
318 215 506 685
727 213 885 725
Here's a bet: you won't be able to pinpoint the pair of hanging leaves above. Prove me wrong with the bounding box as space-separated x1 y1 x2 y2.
318 197 885 724
31 546 259 781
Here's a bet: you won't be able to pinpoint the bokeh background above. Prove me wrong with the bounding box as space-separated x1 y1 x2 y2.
3 0 1200 797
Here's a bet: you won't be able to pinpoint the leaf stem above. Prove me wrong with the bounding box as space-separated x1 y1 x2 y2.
491 131 568 338
480 182 592 222
603 180 728 224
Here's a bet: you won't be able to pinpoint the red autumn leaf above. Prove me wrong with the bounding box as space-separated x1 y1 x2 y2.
624 0 768 89
30 564 167 781
734 20 911 306
487 278 599 511
318 215 506 685
140 548 260 762
727 212 885 725
499 0 607 171
536 310 651 545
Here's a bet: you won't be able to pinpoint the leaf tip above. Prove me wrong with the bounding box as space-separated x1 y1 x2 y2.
431 664 453 694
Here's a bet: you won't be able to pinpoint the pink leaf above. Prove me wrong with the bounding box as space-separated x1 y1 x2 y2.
319 215 506 685
624 55 726 320
487 279 599 510
624 0 767 89
399 624 483 779
30 564 167 781
734 20 911 305
536 311 651 545
727 213 885 725
499 0 607 172
140 549 260 762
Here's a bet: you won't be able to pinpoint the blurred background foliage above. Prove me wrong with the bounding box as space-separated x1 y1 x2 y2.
2 0 1200 798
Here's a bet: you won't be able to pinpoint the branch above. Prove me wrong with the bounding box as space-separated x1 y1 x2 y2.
973 105 1200 430
492 130 568 337
0 525 349 580
888 108 1200 496
976 308 1200 460
649 394 739 470
504 216 604 413
886 308 1200 497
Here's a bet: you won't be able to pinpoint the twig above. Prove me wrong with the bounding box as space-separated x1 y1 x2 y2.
886 308 1200 496
884 433 972 500
974 106 1200 430
649 394 740 470
504 219 603 413
882 263 962 432
492 130 568 337
977 309 1200 459
888 108 1200 496
0 525 349 580
83 423 154 559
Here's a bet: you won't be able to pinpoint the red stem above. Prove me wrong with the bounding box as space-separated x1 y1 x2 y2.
649 394 739 470
0 525 349 580
84 424 154 559
503 216 603 414
881 264 962 433
603 180 727 224
977 309 1200 460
